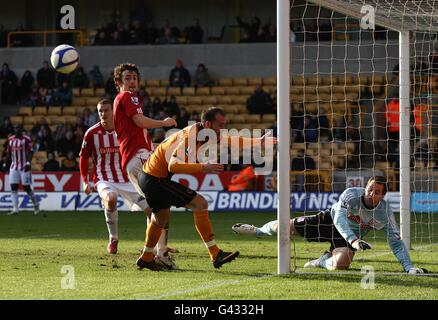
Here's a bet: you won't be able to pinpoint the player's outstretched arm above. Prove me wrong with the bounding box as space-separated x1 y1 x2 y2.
132 114 177 129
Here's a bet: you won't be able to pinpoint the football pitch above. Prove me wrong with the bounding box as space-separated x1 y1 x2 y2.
0 211 437 300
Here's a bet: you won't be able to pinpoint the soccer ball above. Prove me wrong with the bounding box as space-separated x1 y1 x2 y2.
50 44 79 74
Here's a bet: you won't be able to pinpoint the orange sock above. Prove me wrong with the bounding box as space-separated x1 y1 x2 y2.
141 221 163 262
194 210 220 260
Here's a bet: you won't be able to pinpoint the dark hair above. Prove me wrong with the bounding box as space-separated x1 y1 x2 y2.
201 107 225 124
367 176 388 194
113 63 140 90
97 99 112 108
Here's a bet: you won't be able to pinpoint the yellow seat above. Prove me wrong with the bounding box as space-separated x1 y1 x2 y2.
149 87 166 96
239 86 256 95
216 96 232 104
167 87 181 96
73 88 80 97
176 96 187 105
62 107 77 116
47 107 62 116
262 114 276 123
218 78 232 87
160 79 169 87
182 87 195 96
244 114 261 123
48 115 65 125
18 106 32 116
65 115 78 125
263 76 276 86
10 116 23 126
81 88 94 97
72 97 87 106
224 87 240 95
146 79 160 87
233 77 248 86
23 115 45 126
95 88 105 96
187 96 202 105
222 105 239 114
201 96 217 105
211 87 225 95
196 87 210 96
231 96 248 104
248 77 262 86
228 114 246 123
33 106 47 116
86 97 101 106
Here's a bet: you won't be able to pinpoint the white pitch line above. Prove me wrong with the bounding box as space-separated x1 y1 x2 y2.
135 275 275 300
354 242 438 261
13 234 62 239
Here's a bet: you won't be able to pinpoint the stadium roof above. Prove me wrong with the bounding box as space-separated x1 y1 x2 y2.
309 0 438 32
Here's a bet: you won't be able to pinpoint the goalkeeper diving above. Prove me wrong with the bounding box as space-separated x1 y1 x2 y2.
232 176 427 274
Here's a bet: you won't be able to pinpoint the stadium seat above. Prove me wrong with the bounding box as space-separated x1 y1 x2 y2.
263 76 276 86
211 87 225 95
73 88 81 97
62 107 77 116
264 86 276 94
23 115 45 126
201 96 217 105
10 116 23 126
262 114 276 123
233 77 248 86
33 106 48 116
292 76 306 86
222 105 239 114
306 76 321 86
81 88 94 97
65 115 79 125
239 86 256 95
176 96 188 105
216 96 232 104
95 88 105 96
18 106 32 116
182 87 195 96
160 79 169 87
47 107 62 116
218 78 233 87
224 87 240 95
149 87 166 96
146 79 160 87
248 77 262 86
231 96 248 104
196 87 210 96
72 97 87 106
168 87 181 96
48 115 65 125
187 96 202 105
86 97 101 106
228 114 246 123
244 114 261 123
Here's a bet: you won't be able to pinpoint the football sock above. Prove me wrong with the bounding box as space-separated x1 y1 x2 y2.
318 252 335 270
141 222 162 262
104 209 119 240
257 220 278 236
156 223 169 257
194 210 220 260
11 191 18 212
26 190 38 207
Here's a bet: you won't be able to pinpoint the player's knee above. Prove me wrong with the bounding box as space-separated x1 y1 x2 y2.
10 184 19 192
195 195 208 210
332 247 354 270
105 193 118 211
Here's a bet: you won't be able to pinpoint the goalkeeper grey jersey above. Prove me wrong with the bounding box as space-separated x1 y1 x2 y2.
330 187 413 271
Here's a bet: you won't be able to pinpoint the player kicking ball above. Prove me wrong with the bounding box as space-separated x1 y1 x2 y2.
6 126 40 216
232 176 428 274
136 107 277 271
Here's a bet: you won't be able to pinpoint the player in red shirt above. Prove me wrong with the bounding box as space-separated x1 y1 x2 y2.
113 63 177 267
80 99 149 254
6 126 40 215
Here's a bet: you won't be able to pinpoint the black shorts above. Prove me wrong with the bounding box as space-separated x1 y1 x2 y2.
139 172 198 213
293 209 353 251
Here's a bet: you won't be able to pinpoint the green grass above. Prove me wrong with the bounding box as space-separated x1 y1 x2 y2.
0 211 437 300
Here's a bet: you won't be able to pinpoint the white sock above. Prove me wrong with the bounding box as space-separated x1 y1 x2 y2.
257 220 277 236
104 209 119 240
319 253 335 270
11 191 18 212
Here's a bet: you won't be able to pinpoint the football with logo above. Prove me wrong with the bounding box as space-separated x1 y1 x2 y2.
50 44 80 74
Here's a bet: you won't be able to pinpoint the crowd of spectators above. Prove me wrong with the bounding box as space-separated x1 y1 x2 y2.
93 18 205 46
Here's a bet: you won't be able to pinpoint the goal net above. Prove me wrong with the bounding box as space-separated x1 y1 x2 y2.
288 0 438 274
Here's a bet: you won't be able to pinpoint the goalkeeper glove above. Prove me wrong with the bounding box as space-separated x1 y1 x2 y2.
350 239 372 251
408 267 428 274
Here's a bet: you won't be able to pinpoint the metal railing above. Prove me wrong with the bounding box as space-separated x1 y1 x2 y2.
7 30 86 48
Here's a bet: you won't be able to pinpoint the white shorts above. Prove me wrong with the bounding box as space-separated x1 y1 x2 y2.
96 180 147 211
9 169 32 186
125 149 152 197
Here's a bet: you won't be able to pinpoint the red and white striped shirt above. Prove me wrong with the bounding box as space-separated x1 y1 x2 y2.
7 134 32 171
79 123 129 184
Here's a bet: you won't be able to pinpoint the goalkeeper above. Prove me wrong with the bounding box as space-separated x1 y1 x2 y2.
232 176 427 274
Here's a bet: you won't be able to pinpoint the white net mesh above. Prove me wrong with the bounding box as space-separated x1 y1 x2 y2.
289 0 438 274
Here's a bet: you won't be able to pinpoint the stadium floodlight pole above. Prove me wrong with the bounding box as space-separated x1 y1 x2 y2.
399 31 411 250
277 0 291 274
